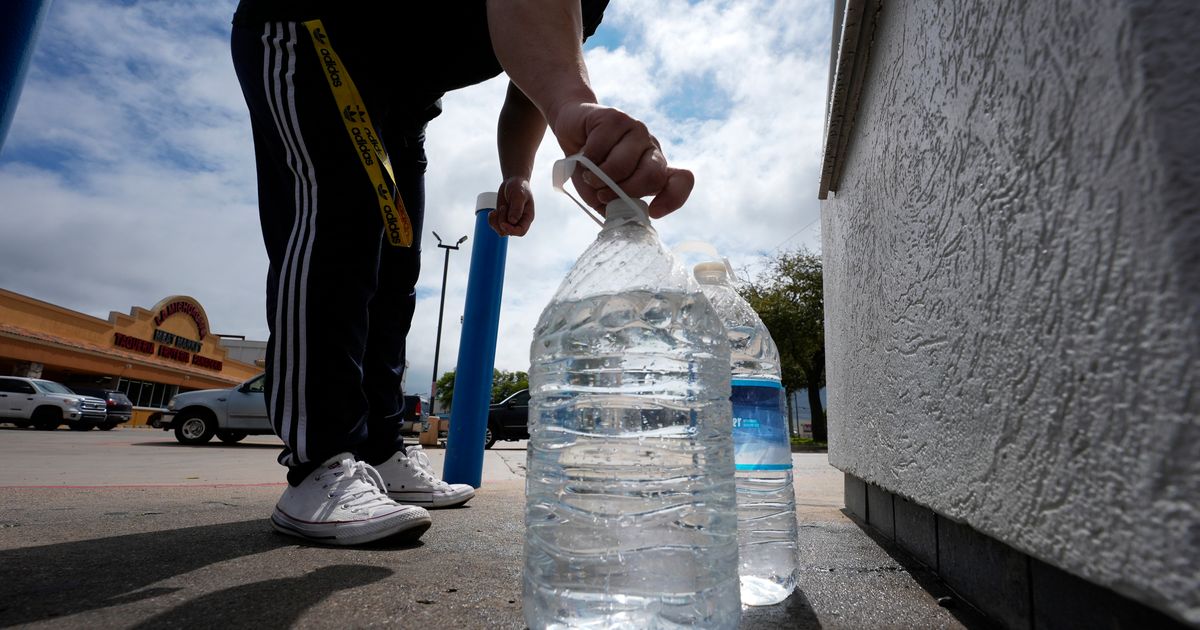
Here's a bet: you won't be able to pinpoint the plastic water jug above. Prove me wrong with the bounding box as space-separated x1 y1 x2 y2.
522 155 740 629
694 260 798 606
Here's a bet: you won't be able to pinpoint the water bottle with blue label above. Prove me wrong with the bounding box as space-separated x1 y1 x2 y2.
522 156 740 629
694 260 798 606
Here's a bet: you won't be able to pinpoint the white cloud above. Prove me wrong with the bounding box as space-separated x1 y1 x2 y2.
0 0 831 401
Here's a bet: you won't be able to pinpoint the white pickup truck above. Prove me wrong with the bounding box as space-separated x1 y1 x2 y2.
0 376 108 430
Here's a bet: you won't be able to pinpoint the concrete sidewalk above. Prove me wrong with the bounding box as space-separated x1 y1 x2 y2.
0 428 991 629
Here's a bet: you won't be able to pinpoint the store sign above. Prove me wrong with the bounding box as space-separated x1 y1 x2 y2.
152 299 209 340
192 355 222 370
153 329 202 353
158 345 191 363
114 332 154 354
111 326 224 371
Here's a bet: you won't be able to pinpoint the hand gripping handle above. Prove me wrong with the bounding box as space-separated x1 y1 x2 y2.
552 153 649 227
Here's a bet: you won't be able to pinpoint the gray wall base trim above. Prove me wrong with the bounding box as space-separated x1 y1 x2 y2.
844 473 1195 630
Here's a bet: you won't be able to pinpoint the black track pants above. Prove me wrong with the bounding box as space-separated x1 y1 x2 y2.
231 20 425 482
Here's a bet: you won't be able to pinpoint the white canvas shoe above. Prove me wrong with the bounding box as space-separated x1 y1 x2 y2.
271 452 432 545
375 446 476 508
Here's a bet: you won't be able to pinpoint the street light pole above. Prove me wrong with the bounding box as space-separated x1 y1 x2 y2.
430 231 467 416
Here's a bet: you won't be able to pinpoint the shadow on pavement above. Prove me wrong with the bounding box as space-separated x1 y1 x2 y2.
129 564 393 630
843 511 998 630
741 588 824 629
0 519 288 627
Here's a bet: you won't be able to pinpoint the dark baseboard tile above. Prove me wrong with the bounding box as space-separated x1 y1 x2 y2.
843 474 1195 630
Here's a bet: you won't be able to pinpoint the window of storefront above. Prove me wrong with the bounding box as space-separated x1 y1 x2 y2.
116 378 178 408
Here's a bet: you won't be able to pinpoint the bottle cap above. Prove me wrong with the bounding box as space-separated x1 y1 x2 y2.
694 261 728 284
604 197 651 224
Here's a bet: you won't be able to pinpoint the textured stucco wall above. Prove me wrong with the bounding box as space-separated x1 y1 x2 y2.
821 0 1199 623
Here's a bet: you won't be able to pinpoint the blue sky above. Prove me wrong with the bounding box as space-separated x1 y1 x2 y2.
0 0 833 395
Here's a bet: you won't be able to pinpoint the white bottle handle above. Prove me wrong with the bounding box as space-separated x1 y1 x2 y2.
673 240 739 284
552 153 647 227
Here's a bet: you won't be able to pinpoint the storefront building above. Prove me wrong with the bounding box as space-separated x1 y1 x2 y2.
0 288 263 426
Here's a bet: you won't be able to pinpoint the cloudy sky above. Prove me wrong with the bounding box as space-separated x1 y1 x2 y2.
0 0 832 399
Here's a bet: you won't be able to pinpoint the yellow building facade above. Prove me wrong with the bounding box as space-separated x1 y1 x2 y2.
0 288 262 426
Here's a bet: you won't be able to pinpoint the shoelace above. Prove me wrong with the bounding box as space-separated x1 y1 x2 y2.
319 460 395 513
404 448 451 489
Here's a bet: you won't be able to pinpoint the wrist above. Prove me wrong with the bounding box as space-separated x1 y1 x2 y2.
544 88 598 135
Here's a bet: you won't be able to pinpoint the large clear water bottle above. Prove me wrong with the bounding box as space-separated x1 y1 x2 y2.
523 156 740 629
694 260 798 606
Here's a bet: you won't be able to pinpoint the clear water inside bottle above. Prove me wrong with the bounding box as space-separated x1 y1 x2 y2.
697 265 799 607
524 289 740 629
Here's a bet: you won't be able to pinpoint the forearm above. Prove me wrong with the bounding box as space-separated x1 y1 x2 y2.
486 0 597 134
498 82 548 180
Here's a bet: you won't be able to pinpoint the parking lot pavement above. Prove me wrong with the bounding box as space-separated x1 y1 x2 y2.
0 427 989 629
0 427 528 486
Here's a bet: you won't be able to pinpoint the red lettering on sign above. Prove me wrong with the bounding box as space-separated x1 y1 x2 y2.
152 300 209 339
191 355 223 371
157 345 190 363
113 332 154 354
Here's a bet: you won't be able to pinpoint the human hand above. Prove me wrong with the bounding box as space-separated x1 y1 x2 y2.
550 103 694 218
489 176 535 237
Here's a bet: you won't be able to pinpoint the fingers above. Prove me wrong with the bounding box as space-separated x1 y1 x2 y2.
582 119 650 185
595 147 668 206
570 107 684 213
487 190 505 236
489 177 536 237
571 170 605 212
551 103 695 220
646 167 695 218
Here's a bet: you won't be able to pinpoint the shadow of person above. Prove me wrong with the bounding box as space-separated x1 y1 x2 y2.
0 519 286 627
129 564 393 630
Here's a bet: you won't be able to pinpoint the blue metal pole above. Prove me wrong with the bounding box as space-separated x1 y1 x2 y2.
0 0 53 152
443 193 507 487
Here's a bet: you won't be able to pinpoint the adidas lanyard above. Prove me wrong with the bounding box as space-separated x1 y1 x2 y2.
302 19 413 248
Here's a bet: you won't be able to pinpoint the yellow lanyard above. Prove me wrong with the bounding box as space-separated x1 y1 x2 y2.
303 19 413 247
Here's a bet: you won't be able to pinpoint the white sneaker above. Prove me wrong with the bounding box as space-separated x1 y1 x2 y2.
271 452 432 545
375 446 476 508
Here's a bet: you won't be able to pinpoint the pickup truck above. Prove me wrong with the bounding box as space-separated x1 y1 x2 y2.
64 385 134 430
162 373 270 444
0 376 108 431
161 373 428 445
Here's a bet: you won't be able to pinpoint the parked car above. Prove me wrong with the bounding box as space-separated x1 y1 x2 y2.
0 376 108 431
486 389 530 449
399 394 429 435
163 374 429 445
66 386 133 430
162 373 269 445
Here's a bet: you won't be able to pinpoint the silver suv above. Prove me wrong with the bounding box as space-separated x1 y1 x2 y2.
0 376 108 431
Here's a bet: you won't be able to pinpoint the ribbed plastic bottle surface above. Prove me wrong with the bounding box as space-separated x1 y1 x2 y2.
695 262 798 606
523 201 740 629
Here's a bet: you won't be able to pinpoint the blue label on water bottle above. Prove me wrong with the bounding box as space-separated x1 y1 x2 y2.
731 378 791 471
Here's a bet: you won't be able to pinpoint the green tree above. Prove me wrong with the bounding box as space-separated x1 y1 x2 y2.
433 370 455 415
491 369 529 403
431 368 529 414
739 249 827 441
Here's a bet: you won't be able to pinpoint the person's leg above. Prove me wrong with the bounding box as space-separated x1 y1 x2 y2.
358 131 426 467
231 19 430 543
361 128 475 508
233 19 388 478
